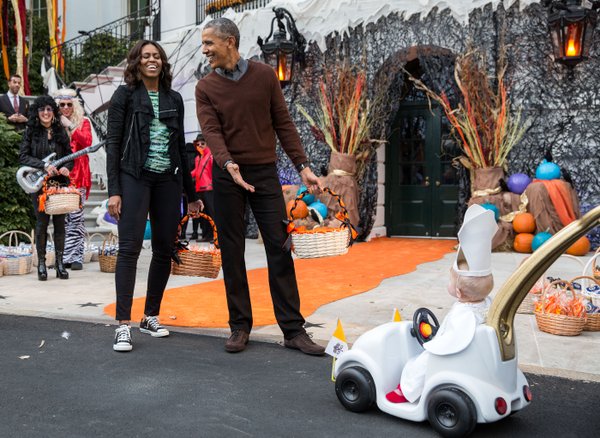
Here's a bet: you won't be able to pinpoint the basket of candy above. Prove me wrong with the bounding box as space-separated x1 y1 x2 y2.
517 254 585 314
98 234 118 273
0 230 33 275
171 212 221 278
39 175 81 216
534 279 587 336
287 187 357 259
571 274 600 331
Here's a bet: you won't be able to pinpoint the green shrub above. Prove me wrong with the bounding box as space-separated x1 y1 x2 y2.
0 115 35 234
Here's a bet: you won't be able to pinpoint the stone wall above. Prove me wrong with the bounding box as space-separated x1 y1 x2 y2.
278 2 599 241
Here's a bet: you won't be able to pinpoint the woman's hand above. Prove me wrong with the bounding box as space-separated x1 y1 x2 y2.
45 164 58 176
108 195 122 220
59 167 70 177
187 199 204 215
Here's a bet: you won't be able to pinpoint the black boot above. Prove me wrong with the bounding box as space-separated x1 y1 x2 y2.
37 253 48 281
55 251 69 279
35 223 49 281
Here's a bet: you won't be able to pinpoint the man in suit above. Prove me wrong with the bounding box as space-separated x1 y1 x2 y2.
0 74 29 131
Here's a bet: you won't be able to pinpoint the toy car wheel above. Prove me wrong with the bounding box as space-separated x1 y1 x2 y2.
427 387 477 438
335 366 376 413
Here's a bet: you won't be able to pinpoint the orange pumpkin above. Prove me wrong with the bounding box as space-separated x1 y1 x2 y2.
514 233 534 253
566 236 591 256
286 200 309 219
512 212 536 234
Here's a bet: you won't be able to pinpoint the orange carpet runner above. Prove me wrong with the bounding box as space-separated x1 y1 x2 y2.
104 238 456 327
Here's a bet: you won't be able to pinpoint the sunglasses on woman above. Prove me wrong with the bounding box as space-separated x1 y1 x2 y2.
59 102 73 108
37 106 54 113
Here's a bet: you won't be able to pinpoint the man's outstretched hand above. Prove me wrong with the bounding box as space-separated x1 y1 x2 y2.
226 162 255 192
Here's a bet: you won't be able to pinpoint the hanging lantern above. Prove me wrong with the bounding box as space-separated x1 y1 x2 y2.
545 0 599 67
258 7 306 87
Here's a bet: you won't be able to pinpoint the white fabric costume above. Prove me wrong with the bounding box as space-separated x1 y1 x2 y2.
399 204 498 403
400 297 491 402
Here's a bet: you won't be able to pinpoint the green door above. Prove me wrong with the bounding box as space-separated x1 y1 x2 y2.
386 103 459 237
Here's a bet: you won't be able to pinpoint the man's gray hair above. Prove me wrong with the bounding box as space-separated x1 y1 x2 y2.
204 18 240 49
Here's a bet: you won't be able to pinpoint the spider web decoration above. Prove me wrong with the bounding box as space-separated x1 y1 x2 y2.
277 2 598 242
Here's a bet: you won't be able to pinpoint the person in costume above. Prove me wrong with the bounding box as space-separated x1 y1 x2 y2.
106 40 202 352
19 95 72 281
190 133 214 242
195 18 325 355
386 204 498 403
53 88 92 270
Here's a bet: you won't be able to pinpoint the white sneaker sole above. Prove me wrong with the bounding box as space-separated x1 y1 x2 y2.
140 328 169 338
113 343 133 352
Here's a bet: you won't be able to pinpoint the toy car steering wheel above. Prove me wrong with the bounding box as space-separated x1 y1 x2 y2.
411 308 440 346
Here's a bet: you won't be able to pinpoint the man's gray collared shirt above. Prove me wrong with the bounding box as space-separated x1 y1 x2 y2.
215 58 248 81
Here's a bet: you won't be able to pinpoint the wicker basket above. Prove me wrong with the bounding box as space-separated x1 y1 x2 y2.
518 255 585 314
289 187 355 259
171 212 221 278
0 230 33 275
583 249 600 283
534 280 586 336
98 234 118 273
85 232 105 263
44 192 81 215
571 275 600 332
39 176 81 216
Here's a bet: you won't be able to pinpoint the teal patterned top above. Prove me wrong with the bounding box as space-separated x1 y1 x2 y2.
143 91 171 172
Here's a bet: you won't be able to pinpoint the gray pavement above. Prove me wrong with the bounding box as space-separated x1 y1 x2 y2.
1 238 599 381
3 315 600 437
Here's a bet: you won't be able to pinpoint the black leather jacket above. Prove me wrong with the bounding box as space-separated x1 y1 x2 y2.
19 124 73 170
106 84 198 201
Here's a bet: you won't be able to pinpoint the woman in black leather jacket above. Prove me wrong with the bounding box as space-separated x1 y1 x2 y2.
106 40 201 352
19 95 73 281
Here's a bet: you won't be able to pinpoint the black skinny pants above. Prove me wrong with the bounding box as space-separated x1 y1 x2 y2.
30 193 66 255
115 170 181 321
212 163 305 339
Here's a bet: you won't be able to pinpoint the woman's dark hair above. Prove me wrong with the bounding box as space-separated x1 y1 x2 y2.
124 40 172 90
26 95 69 144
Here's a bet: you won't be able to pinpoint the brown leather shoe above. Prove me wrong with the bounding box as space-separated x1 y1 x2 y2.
224 329 249 353
284 332 325 356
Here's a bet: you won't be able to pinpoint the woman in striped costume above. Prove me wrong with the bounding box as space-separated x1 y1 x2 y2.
54 88 92 270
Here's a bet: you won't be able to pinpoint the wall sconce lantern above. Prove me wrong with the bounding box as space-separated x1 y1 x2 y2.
258 7 306 87
544 0 599 67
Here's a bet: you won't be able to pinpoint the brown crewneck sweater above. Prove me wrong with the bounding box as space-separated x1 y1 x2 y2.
195 60 307 169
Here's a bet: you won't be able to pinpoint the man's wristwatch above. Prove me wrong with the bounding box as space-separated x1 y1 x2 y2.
295 161 309 173
222 159 234 170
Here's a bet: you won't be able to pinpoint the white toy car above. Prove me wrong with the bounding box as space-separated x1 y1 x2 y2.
334 308 531 437
333 205 600 437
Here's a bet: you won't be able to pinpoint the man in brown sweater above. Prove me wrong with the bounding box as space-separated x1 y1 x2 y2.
195 17 325 356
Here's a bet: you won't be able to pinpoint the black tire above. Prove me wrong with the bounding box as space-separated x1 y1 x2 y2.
427 387 477 438
335 366 376 413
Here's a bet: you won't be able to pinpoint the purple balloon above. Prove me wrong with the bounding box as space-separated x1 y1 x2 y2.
507 173 531 194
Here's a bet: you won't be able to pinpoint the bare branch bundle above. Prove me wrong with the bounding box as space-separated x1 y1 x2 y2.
298 62 376 160
407 49 529 169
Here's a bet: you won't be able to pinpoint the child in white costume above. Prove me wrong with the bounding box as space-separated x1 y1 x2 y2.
386 204 498 404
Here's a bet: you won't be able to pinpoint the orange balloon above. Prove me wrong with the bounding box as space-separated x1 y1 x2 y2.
286 200 309 219
514 233 534 253
513 212 536 234
566 236 591 256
